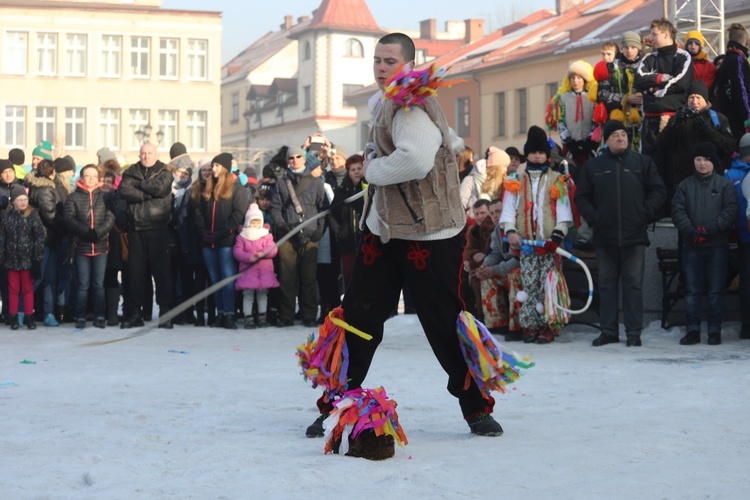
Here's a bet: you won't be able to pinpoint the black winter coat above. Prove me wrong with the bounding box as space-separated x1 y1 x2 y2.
329 176 365 253
714 41 750 143
671 172 738 248
63 182 115 255
0 207 46 270
104 187 128 269
657 106 736 185
119 161 173 231
575 149 667 247
269 169 328 243
24 170 66 245
0 179 23 220
194 178 249 248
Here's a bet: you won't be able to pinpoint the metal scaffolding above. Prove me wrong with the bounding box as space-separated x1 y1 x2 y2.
668 0 726 56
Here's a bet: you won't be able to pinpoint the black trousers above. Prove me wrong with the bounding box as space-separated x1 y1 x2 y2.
339 230 490 418
127 229 172 316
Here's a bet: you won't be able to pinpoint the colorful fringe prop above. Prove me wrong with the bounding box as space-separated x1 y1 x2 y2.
323 386 408 455
296 307 373 396
383 62 465 110
456 311 534 397
544 267 571 333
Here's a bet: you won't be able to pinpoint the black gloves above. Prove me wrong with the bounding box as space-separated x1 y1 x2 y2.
86 228 98 241
310 229 323 243
31 260 42 280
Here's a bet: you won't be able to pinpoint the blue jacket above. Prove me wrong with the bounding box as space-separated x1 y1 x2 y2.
725 157 750 242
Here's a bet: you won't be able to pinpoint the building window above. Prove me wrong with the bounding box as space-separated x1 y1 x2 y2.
303 41 311 61
496 92 506 137
36 107 56 143
4 106 25 148
65 34 87 76
517 88 527 135
344 38 364 57
187 39 207 80
128 109 149 148
455 97 470 138
342 84 363 106
187 110 207 152
159 38 179 79
231 93 239 123
415 49 427 66
100 108 120 149
547 82 558 102
131 36 150 78
303 86 311 111
4 32 28 74
65 107 86 148
36 33 57 76
100 35 122 77
157 109 178 150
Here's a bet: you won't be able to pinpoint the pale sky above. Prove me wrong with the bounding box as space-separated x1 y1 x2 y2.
161 0 558 64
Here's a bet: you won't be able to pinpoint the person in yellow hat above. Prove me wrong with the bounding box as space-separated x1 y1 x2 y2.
683 30 716 91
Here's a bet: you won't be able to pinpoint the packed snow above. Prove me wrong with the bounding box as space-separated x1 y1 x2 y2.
2 315 749 498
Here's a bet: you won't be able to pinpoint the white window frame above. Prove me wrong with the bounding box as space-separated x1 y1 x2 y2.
100 35 122 78
344 38 364 58
130 36 150 78
36 107 56 144
4 31 28 75
4 106 25 148
36 32 57 76
157 109 178 150
65 107 86 149
159 38 179 79
100 108 120 149
230 93 239 123
128 109 150 149
186 110 207 152
187 39 207 81
65 34 87 77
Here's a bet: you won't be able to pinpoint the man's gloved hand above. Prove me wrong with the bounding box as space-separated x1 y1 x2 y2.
691 225 709 244
692 113 709 131
31 260 42 280
544 230 565 254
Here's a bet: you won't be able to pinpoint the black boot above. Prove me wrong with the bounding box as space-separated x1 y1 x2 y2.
9 314 18 330
223 313 238 330
24 314 37 330
466 413 504 436
105 288 120 327
121 310 144 329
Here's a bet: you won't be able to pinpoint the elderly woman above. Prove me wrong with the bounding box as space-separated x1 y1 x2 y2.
63 165 115 329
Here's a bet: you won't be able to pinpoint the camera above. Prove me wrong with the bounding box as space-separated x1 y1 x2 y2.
307 135 326 155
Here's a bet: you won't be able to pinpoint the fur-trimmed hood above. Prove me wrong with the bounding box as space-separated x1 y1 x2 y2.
23 169 56 190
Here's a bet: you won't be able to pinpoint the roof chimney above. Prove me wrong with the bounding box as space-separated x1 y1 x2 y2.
556 0 585 15
298 15 310 23
420 19 437 39
464 19 485 44
282 15 293 30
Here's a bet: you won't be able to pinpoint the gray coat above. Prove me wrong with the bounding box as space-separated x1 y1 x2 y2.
671 172 738 247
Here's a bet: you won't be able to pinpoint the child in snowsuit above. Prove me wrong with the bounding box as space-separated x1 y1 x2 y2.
499 126 574 344
0 185 46 329
233 203 280 329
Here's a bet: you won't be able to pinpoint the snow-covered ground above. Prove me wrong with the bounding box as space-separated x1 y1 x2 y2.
2 316 749 499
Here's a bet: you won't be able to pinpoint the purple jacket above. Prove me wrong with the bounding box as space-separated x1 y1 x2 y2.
233 231 280 290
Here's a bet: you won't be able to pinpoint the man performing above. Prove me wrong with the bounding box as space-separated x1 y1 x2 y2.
305 32 503 439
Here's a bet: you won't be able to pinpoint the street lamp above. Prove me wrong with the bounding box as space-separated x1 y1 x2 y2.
135 123 153 145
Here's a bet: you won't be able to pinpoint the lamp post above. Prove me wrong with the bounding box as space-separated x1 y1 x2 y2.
135 123 153 145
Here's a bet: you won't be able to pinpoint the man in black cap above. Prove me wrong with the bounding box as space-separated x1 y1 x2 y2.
576 120 667 347
119 142 175 328
505 146 525 175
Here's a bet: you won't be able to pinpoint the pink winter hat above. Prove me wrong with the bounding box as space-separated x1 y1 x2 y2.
244 203 263 226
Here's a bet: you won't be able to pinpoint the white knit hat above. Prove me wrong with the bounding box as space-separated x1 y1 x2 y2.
244 203 263 227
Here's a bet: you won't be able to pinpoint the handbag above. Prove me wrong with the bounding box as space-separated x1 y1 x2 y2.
116 226 129 262
63 237 78 268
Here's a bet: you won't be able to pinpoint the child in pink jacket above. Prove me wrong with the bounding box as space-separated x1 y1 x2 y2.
234 203 280 328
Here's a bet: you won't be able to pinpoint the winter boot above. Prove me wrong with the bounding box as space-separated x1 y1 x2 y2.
223 313 238 330
466 413 503 436
24 314 37 330
105 288 120 327
9 314 18 330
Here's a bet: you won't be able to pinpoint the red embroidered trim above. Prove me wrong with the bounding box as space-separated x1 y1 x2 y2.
361 233 383 266
406 242 429 270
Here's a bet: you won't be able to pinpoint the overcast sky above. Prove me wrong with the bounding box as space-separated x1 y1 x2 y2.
161 0 557 64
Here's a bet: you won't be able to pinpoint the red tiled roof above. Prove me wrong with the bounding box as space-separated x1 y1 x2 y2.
307 0 384 35
414 39 464 58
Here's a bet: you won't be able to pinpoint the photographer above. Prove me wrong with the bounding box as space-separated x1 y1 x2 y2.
658 80 736 189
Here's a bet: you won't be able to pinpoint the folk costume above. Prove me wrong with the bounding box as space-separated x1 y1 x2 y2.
499 126 574 343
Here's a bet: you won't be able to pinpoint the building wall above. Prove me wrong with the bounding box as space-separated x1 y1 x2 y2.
0 3 221 166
